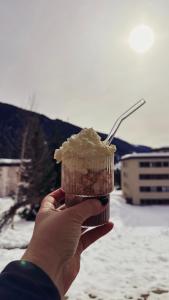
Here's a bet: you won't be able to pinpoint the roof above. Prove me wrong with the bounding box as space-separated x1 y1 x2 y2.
0 159 30 166
121 152 169 161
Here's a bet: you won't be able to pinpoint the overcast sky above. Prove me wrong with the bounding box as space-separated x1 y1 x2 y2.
0 0 169 147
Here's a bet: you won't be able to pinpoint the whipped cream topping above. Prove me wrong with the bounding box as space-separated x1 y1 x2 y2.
54 128 116 163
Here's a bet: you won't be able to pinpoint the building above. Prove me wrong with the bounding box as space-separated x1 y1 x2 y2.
121 153 169 205
0 159 21 198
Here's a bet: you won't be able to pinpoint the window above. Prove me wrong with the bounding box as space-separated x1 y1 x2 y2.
140 186 169 192
140 186 150 192
156 186 162 192
139 162 150 167
162 186 169 192
139 174 169 180
151 162 162 167
139 161 169 168
140 199 169 205
126 198 133 204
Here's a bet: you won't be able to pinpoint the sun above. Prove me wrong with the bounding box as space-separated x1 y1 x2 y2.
129 25 154 53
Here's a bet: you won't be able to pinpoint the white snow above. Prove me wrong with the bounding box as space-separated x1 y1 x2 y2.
0 158 30 165
0 197 14 213
122 152 169 160
0 159 22 164
115 161 121 170
0 192 169 299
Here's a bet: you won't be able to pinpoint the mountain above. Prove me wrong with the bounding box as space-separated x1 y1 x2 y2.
0 102 151 161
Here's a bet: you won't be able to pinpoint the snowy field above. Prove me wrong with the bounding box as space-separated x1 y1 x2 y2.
0 192 169 300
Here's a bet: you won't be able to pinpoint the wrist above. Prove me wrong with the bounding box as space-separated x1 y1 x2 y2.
22 248 64 296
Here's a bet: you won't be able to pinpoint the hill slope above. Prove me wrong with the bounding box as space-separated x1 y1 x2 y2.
0 102 151 160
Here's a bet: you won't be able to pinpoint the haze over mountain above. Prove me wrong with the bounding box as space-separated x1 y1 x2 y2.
0 102 151 161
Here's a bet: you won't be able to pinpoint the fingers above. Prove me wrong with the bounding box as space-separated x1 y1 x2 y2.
79 222 113 254
67 198 107 224
49 188 65 200
40 188 65 211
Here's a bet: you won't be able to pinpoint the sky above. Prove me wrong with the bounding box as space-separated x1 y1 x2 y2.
0 0 169 148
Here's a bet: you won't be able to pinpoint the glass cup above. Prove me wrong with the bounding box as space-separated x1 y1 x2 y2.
61 154 114 226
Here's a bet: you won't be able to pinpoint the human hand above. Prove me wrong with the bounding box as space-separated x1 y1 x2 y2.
22 189 113 296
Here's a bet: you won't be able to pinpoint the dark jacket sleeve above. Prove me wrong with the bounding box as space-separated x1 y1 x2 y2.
0 260 61 300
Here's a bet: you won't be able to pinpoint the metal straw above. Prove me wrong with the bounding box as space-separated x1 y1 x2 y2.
105 98 146 145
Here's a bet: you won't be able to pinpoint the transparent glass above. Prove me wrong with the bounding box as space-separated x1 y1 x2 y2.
61 154 114 226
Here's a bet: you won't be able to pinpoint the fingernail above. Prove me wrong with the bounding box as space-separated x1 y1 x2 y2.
98 195 109 206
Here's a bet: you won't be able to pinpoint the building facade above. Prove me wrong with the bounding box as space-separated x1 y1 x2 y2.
0 159 21 198
121 153 169 205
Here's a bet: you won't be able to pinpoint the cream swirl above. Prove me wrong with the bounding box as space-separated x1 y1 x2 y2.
54 128 116 163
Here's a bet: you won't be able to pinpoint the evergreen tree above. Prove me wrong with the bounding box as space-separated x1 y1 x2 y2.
18 115 58 220
0 114 58 229
114 168 121 189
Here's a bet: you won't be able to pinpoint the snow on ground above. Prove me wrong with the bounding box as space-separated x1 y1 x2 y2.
0 197 13 213
0 192 169 299
0 197 34 250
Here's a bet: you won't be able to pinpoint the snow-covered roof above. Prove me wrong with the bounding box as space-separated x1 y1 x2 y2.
121 152 169 161
0 159 30 165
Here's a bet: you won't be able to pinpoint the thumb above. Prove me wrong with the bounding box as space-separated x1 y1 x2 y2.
67 196 109 224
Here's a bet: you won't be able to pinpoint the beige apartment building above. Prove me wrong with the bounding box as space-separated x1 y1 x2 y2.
0 159 21 198
121 153 169 205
